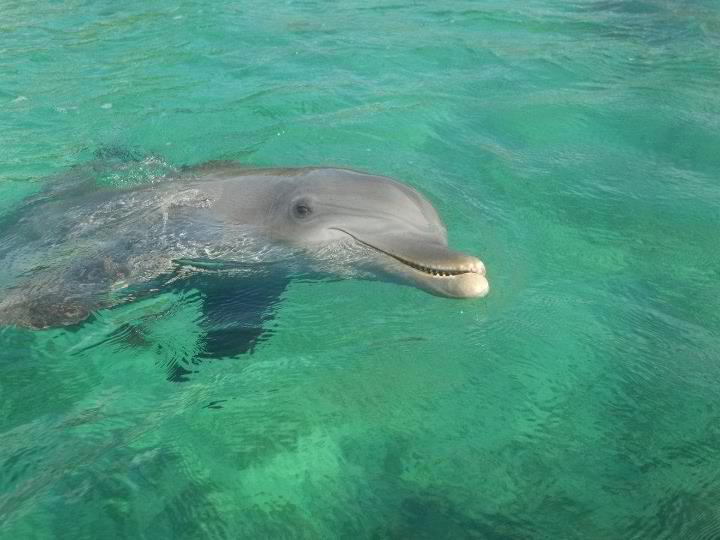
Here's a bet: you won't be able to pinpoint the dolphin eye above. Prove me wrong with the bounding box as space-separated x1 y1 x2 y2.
293 202 313 219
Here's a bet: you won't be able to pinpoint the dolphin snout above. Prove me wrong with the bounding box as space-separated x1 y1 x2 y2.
450 267 489 298
339 229 490 299
425 253 488 298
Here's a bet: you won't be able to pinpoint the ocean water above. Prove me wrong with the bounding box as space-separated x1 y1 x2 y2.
1 0 719 538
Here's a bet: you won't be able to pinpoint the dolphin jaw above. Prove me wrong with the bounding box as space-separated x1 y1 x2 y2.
390 252 485 278
328 227 489 298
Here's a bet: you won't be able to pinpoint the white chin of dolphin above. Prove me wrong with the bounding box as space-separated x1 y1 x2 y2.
393 257 489 299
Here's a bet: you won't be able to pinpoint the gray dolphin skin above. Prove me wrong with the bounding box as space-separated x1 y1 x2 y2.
0 162 488 329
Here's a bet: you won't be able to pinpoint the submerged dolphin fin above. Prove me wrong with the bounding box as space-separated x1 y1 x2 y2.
163 264 290 382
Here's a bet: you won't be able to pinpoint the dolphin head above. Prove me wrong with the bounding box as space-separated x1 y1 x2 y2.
256 168 489 299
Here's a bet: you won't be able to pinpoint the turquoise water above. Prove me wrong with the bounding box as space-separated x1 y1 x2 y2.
2 0 720 537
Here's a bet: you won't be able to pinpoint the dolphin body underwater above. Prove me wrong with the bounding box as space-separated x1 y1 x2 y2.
0 157 488 376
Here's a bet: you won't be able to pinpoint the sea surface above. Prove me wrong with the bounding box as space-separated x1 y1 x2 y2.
1 1 719 538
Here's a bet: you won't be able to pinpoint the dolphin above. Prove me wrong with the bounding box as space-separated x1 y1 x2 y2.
0 160 488 349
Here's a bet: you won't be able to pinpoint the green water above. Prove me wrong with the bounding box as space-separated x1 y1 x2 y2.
2 1 720 538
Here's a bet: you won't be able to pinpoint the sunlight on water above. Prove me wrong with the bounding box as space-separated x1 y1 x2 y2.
1 1 720 538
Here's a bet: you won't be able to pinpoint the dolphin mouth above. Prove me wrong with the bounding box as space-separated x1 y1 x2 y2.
366 243 485 278
329 228 489 298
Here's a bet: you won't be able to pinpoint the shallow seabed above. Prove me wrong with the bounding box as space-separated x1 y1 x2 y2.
2 1 720 538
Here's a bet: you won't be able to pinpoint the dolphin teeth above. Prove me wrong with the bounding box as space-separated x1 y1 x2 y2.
362 241 477 278
411 265 470 278
331 227 485 281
